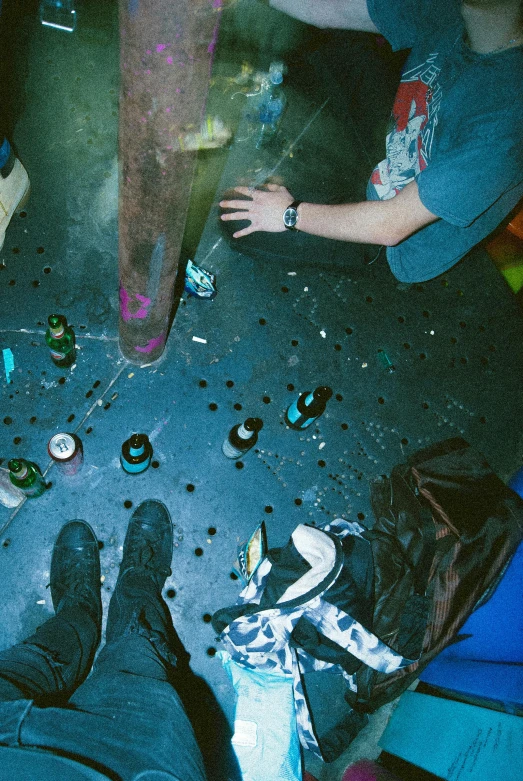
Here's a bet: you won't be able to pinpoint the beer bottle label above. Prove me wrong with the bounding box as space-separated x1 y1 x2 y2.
222 438 243 459
286 392 316 429
120 455 151 473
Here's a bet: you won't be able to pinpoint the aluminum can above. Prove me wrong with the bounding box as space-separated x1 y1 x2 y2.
48 432 83 476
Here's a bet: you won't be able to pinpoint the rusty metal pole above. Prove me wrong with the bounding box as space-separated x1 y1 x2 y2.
118 0 221 364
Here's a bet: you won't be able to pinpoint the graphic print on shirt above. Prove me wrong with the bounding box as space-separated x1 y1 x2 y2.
371 54 442 200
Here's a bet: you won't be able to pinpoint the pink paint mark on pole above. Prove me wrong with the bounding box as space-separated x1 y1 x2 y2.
119 286 132 321
166 56 173 64
156 43 167 52
135 332 166 353
135 293 152 307
120 287 152 321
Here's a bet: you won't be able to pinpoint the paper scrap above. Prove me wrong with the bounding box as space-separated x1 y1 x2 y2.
2 348 14 383
232 720 258 748
0 467 24 508
320 330 326 338
192 336 207 344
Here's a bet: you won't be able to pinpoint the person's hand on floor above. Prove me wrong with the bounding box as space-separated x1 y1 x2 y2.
220 184 295 237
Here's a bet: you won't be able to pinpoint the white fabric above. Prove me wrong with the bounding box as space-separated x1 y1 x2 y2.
276 525 338 604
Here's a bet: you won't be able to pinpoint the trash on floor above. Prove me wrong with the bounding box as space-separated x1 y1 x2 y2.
180 116 232 152
184 259 217 299
0 467 25 508
2 347 14 384
377 349 395 373
39 0 77 32
233 520 267 583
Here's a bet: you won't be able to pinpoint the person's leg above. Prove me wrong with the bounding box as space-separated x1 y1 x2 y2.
0 521 101 704
0 506 208 780
60 501 207 780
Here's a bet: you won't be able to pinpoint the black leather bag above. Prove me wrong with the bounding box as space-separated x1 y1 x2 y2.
353 437 523 713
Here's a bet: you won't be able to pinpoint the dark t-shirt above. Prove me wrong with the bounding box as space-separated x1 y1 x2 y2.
366 0 523 282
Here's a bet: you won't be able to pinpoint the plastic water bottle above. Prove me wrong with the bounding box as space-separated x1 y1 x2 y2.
256 62 286 149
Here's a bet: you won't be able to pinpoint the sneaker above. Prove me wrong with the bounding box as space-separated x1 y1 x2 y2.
117 500 173 590
0 149 30 252
50 520 102 627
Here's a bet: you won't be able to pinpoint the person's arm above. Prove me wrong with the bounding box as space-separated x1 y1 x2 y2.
268 0 379 32
220 181 439 246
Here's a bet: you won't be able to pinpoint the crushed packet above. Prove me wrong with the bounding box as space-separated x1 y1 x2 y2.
184 259 217 299
233 521 268 583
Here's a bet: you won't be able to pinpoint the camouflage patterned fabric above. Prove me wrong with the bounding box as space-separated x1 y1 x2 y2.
216 521 414 757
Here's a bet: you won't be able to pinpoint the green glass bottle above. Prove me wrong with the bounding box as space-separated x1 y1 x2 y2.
8 458 46 498
45 314 76 367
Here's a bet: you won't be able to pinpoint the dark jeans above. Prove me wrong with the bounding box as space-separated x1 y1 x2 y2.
0 572 207 781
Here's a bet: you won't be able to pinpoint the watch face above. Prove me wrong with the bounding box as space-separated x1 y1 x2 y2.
283 207 298 228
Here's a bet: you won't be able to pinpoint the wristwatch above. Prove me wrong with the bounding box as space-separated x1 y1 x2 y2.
283 200 302 231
